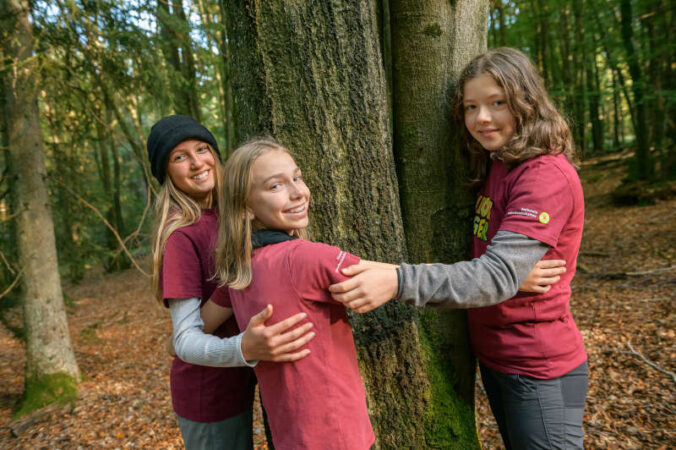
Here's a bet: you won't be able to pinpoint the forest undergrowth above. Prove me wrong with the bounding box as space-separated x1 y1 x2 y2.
0 152 674 449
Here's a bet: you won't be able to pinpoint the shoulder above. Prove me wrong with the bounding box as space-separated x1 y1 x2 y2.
288 239 359 271
510 155 579 188
166 211 218 253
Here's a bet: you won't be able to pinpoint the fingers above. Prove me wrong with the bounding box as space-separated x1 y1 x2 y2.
271 330 316 356
535 259 566 269
273 322 315 346
328 278 360 295
249 304 273 326
340 263 371 277
266 312 309 335
271 349 311 362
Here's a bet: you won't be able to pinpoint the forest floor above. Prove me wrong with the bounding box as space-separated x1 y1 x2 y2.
0 152 674 449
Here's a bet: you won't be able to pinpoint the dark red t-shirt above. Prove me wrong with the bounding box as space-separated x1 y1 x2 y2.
212 239 375 450
162 208 255 422
468 154 587 379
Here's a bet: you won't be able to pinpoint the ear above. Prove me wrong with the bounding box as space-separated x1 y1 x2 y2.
242 208 255 221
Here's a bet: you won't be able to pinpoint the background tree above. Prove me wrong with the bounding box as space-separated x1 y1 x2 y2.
0 0 80 417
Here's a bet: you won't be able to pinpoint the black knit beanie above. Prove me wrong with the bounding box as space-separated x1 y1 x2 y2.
146 114 221 183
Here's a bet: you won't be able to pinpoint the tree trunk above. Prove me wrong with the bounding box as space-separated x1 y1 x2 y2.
389 0 487 446
620 0 652 180
1 0 80 414
157 0 201 120
226 1 484 447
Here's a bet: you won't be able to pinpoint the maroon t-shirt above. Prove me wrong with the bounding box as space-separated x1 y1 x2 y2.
469 154 587 379
162 208 255 422
212 239 375 450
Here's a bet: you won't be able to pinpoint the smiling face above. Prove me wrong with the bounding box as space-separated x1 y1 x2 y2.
166 139 216 207
463 73 517 152
247 150 310 234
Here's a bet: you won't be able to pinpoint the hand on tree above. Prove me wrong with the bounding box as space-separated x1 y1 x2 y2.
240 305 315 362
519 259 566 294
329 264 399 313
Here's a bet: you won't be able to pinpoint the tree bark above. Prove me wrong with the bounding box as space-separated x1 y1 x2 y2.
226 1 485 447
1 0 80 387
227 1 486 446
389 0 487 446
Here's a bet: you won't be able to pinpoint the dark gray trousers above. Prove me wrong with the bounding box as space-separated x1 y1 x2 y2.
177 409 253 450
480 361 588 450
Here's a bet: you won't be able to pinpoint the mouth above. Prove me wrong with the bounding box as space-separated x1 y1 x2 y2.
478 129 498 136
284 204 307 214
191 170 210 181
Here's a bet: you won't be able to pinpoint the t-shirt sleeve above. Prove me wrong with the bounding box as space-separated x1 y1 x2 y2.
289 241 360 303
162 231 204 306
498 161 574 247
210 285 232 308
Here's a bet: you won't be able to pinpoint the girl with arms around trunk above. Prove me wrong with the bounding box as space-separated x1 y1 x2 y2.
330 48 588 449
147 115 315 450
207 139 375 449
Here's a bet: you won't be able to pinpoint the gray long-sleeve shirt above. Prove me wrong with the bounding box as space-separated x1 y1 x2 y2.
397 230 549 308
168 297 256 368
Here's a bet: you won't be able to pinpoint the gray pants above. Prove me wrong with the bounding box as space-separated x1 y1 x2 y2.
177 409 253 450
480 361 588 450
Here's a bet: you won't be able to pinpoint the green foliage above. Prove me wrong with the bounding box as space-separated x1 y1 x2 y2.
13 372 78 419
488 0 674 180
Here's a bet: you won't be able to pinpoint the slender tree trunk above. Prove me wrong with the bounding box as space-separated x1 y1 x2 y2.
157 0 201 120
226 1 483 447
572 0 586 154
620 0 652 179
390 0 487 446
1 0 80 411
587 36 603 153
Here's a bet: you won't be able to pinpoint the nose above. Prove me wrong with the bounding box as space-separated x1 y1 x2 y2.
190 153 204 169
288 181 305 200
476 106 491 123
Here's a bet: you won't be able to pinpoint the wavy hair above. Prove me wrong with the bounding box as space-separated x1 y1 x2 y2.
151 144 223 303
214 138 308 290
451 47 577 184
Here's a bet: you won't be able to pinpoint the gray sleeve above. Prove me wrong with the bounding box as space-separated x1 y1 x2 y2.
168 297 257 368
396 230 549 308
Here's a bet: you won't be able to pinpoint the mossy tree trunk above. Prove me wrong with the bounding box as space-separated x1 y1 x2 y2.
389 0 487 446
1 0 80 416
227 1 484 447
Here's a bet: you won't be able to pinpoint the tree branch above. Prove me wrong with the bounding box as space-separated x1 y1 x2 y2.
0 268 22 300
50 177 150 277
626 341 676 386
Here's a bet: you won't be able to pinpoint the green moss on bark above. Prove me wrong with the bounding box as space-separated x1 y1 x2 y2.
419 312 479 449
13 372 77 419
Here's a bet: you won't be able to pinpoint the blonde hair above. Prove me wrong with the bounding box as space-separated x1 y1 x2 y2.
451 47 577 184
151 144 223 303
214 138 307 290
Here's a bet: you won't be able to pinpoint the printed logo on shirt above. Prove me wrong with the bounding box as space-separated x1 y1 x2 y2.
473 194 493 241
335 250 347 273
538 212 550 224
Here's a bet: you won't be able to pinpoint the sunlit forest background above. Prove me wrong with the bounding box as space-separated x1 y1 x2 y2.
0 1 674 448
1 0 672 292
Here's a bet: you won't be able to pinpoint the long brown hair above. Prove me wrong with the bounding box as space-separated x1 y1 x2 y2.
451 47 577 184
151 144 223 303
214 138 307 290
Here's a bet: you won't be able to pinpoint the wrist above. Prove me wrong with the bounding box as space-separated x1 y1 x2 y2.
238 332 258 367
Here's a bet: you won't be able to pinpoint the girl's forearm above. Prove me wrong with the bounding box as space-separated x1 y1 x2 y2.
168 297 255 368
397 231 548 308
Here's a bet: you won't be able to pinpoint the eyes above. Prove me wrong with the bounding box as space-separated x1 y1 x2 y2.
463 100 508 111
171 146 210 162
268 174 303 191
